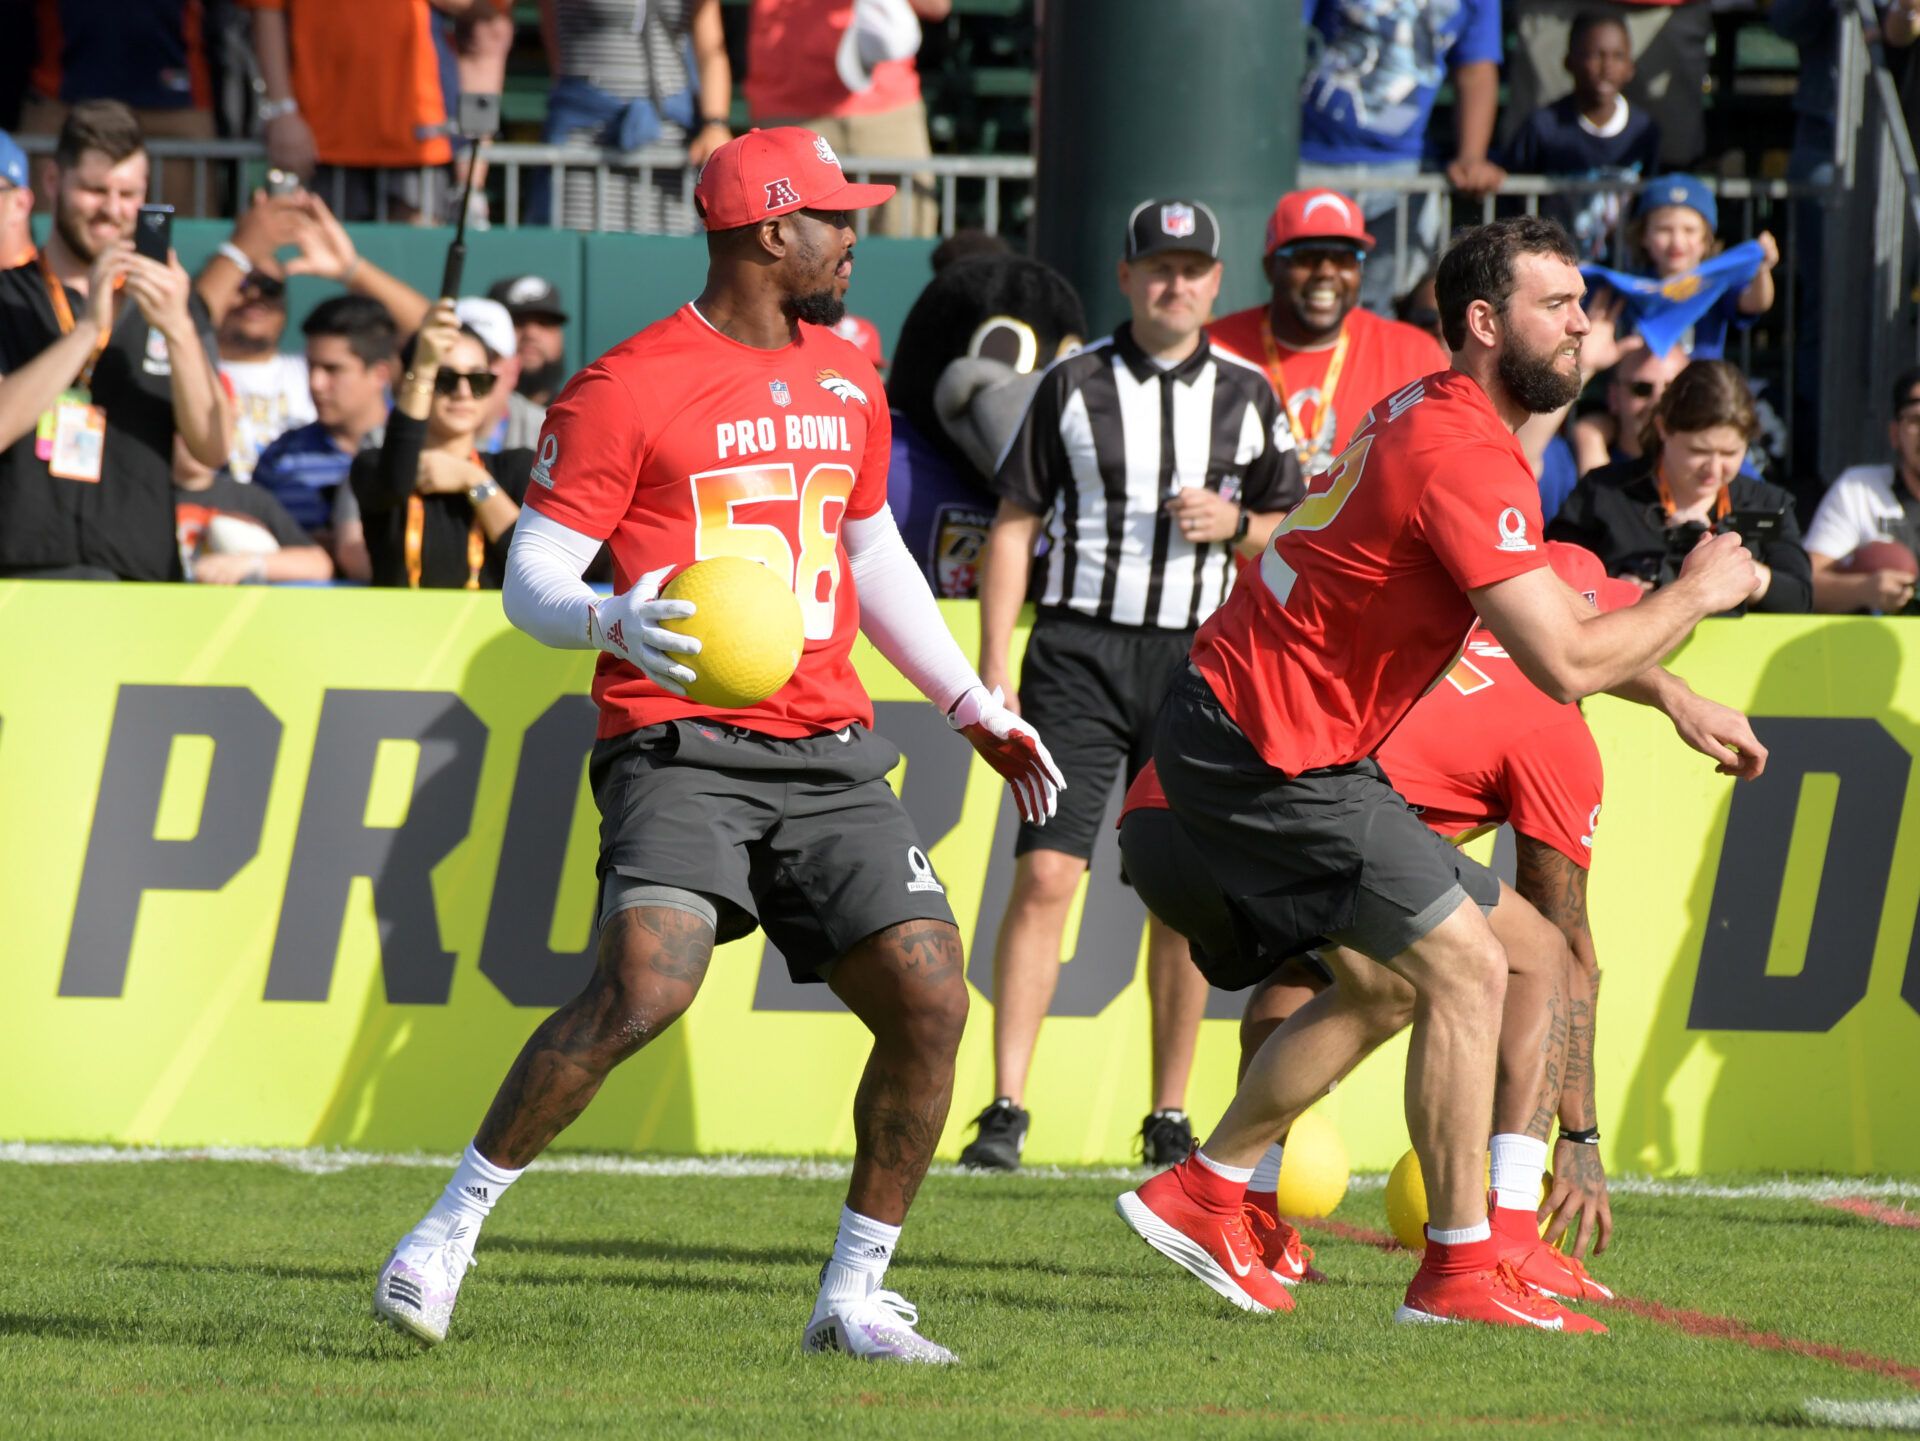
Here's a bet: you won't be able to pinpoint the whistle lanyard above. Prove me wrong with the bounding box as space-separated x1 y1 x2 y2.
1261 314 1349 465
404 450 488 590
40 251 113 389
1654 465 1731 525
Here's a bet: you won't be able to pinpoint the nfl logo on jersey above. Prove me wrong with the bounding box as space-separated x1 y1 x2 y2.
770 379 792 407
1161 203 1196 238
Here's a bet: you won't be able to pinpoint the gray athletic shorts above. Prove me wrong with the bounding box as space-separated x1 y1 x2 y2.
589 719 957 983
1152 665 1499 965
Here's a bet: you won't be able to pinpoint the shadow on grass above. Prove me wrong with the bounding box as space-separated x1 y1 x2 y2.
488 1234 1144 1282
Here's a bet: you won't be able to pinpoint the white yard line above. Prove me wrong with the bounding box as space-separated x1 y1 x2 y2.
1801 1398 1920 1431
3 1141 1918 1200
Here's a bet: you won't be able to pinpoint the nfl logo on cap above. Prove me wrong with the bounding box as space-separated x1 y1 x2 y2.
1161 203 1195 239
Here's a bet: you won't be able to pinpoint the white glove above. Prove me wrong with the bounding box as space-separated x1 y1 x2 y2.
588 564 701 696
948 684 1066 825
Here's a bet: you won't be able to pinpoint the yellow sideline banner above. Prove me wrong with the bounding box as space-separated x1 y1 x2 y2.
2 584 1916 1173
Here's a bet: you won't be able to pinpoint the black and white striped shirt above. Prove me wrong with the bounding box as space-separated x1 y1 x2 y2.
994 324 1302 630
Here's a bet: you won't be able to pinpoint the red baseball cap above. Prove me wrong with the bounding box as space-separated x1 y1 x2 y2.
693 127 896 231
1265 188 1376 254
1545 540 1645 612
831 313 887 368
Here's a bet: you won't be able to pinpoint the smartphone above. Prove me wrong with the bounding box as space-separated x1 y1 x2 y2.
456 92 501 140
264 167 302 198
133 204 174 263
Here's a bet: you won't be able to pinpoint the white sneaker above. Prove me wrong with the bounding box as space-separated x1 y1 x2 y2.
373 1211 477 1346
803 1289 957 1364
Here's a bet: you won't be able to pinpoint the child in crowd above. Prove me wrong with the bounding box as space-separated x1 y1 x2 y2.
1502 13 1660 258
1623 175 1778 360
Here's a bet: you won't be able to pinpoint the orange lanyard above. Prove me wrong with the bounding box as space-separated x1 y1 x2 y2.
404 450 489 590
40 249 113 389
1654 466 1731 525
1261 314 1349 467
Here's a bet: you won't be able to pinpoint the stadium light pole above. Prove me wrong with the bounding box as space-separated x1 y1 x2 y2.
1033 0 1301 336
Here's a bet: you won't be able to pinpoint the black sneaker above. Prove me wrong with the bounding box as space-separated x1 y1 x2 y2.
957 1098 1029 1171
1139 1109 1195 1168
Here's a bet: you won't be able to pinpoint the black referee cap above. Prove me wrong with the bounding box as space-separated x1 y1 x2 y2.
1124 198 1221 262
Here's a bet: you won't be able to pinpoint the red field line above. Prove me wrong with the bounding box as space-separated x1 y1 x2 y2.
1608 1298 1920 1389
1298 1216 1920 1388
1823 1196 1920 1230
1296 1215 1407 1252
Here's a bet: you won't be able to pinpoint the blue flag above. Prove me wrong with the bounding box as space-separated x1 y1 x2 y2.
1580 241 1765 359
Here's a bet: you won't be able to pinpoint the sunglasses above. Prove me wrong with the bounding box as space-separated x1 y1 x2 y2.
1624 380 1659 398
434 368 496 398
1275 242 1366 268
240 274 286 302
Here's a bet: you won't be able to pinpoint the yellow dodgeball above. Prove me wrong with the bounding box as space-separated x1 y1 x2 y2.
661 557 805 709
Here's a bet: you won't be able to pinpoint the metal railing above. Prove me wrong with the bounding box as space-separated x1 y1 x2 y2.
1818 0 1920 482
10 133 1035 237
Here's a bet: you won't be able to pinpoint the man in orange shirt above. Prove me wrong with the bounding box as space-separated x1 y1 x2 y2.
746 0 950 236
1210 189 1449 478
243 0 495 222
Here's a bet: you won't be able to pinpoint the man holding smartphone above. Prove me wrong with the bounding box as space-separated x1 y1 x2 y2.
0 100 229 581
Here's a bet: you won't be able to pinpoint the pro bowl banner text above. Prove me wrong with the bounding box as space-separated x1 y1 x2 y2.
3 585 1915 1171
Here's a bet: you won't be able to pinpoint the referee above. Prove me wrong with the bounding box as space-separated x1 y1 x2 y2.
960 198 1304 1171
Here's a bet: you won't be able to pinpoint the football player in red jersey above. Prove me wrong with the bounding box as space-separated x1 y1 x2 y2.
372 128 1064 1362
1114 217 1766 1330
1120 541 1642 1308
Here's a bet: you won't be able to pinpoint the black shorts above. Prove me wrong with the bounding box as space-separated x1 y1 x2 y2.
1152 665 1500 965
590 720 957 983
1015 609 1195 860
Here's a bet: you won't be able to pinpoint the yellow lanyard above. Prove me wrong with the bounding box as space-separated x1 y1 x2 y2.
1261 313 1349 468
40 250 114 389
405 450 488 590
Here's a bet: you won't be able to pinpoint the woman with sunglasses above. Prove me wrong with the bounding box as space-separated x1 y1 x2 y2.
353 299 530 589
1547 359 1811 612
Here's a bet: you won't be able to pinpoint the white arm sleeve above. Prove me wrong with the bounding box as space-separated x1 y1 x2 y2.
502 507 605 650
844 504 984 714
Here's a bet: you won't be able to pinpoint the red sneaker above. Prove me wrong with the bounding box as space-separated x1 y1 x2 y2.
1244 1193 1324 1286
1116 1167 1295 1314
1491 1205 1616 1302
1397 1258 1608 1333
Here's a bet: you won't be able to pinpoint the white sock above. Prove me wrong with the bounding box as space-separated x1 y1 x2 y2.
1248 1142 1285 1194
1427 1219 1492 1246
1488 1133 1548 1212
813 1206 901 1321
435 1141 525 1230
1191 1148 1255 1184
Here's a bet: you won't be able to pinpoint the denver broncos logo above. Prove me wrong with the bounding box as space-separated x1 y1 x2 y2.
816 369 869 406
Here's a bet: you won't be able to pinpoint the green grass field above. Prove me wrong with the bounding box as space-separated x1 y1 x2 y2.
4 1154 1916 1439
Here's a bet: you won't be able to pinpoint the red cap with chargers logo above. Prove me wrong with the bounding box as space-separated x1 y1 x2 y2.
693 127 896 230
1264 188 1377 254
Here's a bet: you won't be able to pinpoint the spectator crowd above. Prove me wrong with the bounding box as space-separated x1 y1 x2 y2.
1 3 1916 610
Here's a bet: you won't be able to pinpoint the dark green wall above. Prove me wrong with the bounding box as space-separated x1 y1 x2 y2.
1033 0 1300 335
119 219 938 365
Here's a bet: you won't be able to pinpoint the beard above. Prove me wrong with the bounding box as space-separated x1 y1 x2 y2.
517 356 567 399
53 202 103 263
1497 330 1582 414
783 289 846 328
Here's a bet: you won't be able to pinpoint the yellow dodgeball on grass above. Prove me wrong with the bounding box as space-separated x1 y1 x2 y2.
661 557 805 709
1383 1148 1553 1251
1273 1109 1350 1218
